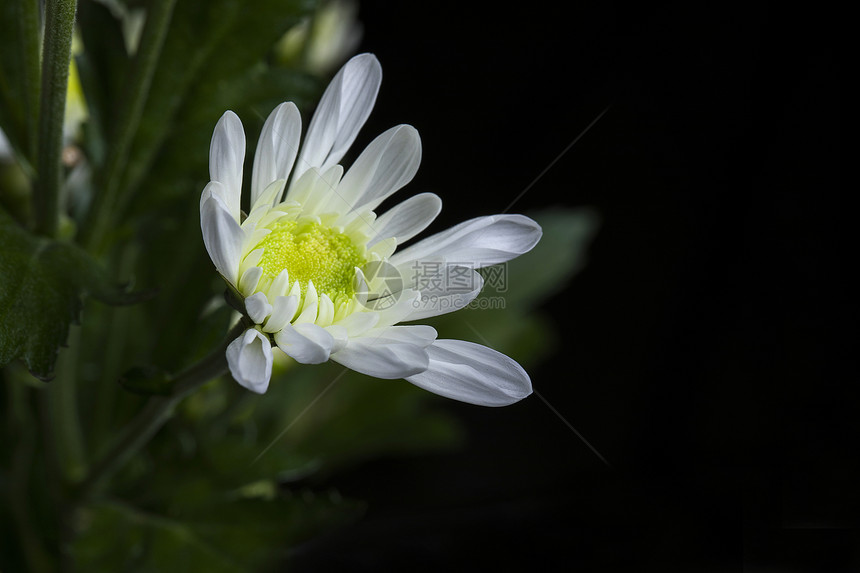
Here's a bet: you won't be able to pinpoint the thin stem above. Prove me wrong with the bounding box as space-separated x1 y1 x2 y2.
75 320 247 501
34 0 78 237
48 325 87 482
79 0 177 252
5 373 53 573
91 244 140 446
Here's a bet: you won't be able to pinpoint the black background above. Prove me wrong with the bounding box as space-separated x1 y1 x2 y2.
293 2 849 571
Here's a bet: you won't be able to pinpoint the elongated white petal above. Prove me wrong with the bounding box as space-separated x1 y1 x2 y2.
294 53 381 180
405 340 532 406
252 102 301 205
209 111 245 221
331 337 429 379
245 292 273 324
360 325 437 347
200 194 243 285
274 322 334 364
329 124 421 214
390 214 542 269
226 328 273 394
368 192 442 247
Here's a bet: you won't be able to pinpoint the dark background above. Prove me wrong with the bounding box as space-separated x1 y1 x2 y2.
293 2 849 571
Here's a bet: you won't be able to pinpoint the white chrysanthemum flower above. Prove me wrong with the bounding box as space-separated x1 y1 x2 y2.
201 54 542 406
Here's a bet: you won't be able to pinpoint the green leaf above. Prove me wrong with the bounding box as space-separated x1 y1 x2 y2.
0 207 146 379
73 495 364 573
75 0 132 167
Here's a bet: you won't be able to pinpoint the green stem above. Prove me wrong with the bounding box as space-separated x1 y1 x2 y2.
79 0 177 252
91 243 140 446
49 325 87 482
5 373 53 573
34 0 77 237
75 320 247 501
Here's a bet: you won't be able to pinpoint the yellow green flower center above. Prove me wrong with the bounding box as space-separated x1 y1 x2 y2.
256 220 365 301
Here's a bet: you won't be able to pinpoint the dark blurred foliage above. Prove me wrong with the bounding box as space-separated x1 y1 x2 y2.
288 2 850 572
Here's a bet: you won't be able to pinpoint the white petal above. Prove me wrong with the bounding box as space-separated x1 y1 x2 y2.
325 324 349 354
274 322 334 364
373 288 421 327
368 192 442 247
238 266 263 296
330 338 428 379
251 102 301 205
390 214 542 269
209 111 246 221
333 310 379 336
405 340 532 406
250 179 286 213
269 268 291 298
245 292 273 324
328 124 421 214
226 328 273 394
199 180 232 214
317 294 335 327
293 53 382 180
200 194 243 285
263 295 299 333
295 281 319 323
302 165 344 215
362 325 437 347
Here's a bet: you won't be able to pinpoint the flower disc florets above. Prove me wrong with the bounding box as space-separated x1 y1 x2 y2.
255 218 365 302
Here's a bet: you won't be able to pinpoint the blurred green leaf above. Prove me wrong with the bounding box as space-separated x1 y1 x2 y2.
0 207 146 379
73 494 364 572
76 0 132 167
0 0 41 168
484 207 600 311
120 0 317 211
